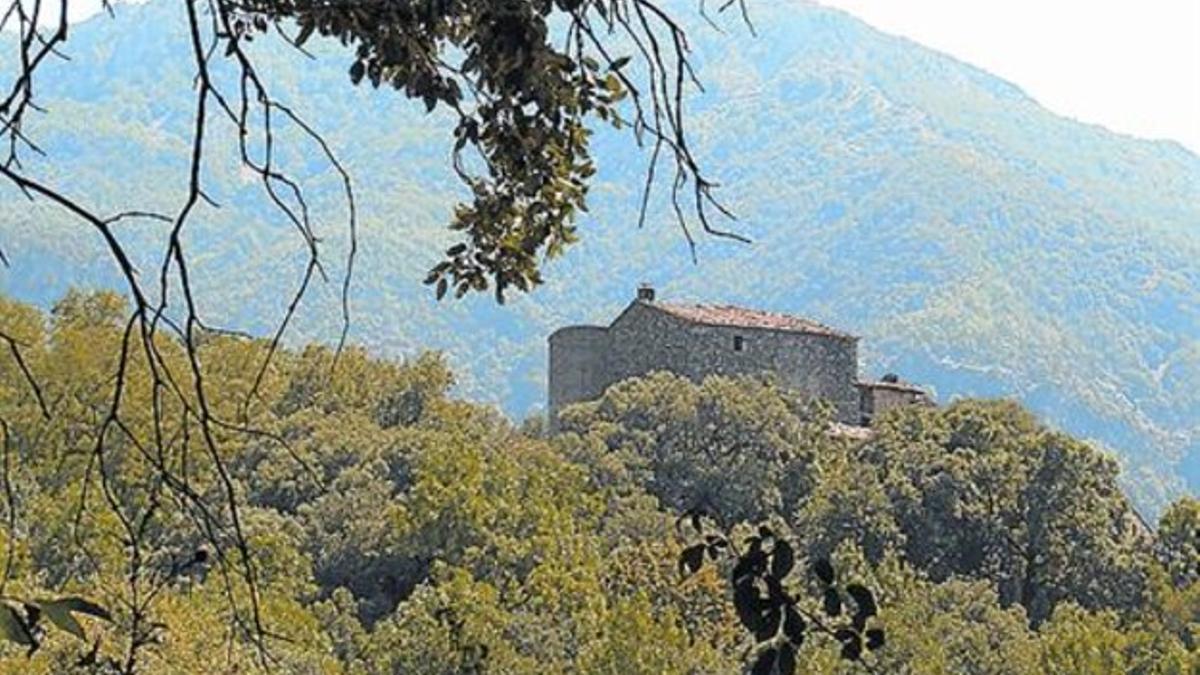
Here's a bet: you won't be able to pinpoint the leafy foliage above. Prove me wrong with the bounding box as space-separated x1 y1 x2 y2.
235 0 633 300
1156 497 1200 587
0 596 111 655
677 516 887 673
4 0 1195 520
0 292 1196 673
556 372 829 524
1 0 750 655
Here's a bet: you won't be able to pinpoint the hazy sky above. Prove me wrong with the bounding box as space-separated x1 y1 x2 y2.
49 0 1200 154
818 0 1200 154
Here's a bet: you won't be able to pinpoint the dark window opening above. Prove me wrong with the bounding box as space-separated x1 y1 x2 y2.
733 335 744 352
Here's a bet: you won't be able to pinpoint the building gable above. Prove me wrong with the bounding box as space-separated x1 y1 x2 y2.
547 286 930 430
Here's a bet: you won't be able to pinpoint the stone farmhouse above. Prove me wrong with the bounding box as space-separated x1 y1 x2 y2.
547 286 931 429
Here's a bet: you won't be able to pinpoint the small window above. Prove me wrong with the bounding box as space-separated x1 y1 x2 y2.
733 335 744 352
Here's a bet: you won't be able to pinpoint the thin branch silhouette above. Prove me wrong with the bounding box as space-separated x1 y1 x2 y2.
0 0 753 667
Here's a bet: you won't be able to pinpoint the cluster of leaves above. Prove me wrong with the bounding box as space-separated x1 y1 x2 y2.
0 597 111 656
1 0 748 654
560 372 1199 671
1156 497 1200 587
221 0 745 302
679 517 884 673
0 292 741 672
556 372 828 524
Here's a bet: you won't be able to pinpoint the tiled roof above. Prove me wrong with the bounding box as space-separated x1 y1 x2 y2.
651 302 855 339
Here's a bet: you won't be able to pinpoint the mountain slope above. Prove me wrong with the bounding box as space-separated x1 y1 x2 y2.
1 0 1197 514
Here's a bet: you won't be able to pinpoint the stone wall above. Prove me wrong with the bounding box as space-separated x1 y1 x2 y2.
604 302 695 384
857 382 933 425
605 301 861 423
547 325 610 428
548 299 873 427
549 295 888 422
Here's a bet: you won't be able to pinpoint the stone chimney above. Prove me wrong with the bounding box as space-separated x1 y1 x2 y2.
637 284 656 302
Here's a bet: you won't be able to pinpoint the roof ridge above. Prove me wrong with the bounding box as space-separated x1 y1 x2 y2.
650 300 855 339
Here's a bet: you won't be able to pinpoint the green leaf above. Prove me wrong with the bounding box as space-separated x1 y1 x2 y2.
846 583 877 631
603 73 622 95
733 546 767 584
679 544 705 578
295 22 315 47
770 539 794 579
777 643 796 675
839 632 863 661
823 587 842 617
53 597 113 622
31 597 111 641
782 606 805 646
813 558 835 585
845 584 876 618
609 55 631 71
754 606 781 642
0 603 34 647
38 602 85 640
734 580 765 632
865 628 886 651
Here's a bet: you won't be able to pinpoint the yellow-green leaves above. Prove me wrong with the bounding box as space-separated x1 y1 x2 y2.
1 293 1194 672
0 602 34 648
0 596 110 654
32 597 110 642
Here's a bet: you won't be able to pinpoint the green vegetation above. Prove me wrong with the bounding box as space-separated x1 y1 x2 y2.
2 2 1193 670
0 292 1195 672
2 0 1196 519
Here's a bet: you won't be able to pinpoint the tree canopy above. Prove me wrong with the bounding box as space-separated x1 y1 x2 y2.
2 292 1196 672
2 2 1197 671
0 1 751 653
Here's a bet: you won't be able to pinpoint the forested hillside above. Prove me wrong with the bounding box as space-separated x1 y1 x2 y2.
0 292 1196 672
0 0 1197 518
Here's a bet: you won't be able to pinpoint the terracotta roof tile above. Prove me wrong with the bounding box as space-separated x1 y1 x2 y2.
651 302 855 339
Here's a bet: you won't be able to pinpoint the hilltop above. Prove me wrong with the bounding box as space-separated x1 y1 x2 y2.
0 0 1197 515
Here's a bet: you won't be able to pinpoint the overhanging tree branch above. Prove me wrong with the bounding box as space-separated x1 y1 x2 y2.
0 0 753 666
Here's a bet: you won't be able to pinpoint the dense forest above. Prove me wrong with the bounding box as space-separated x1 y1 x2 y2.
0 291 1195 673
3 0 1198 518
